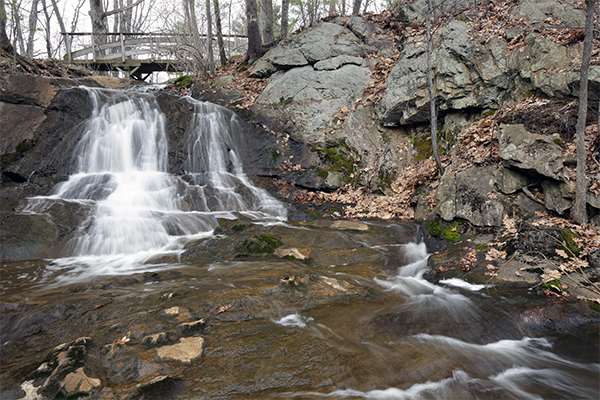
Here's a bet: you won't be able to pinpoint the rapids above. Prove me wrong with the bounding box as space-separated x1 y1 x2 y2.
1 86 598 400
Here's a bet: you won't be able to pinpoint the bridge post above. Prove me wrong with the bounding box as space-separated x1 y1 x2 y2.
120 33 125 62
91 33 96 63
65 33 72 62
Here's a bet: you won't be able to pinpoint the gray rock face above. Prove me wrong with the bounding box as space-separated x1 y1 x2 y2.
263 22 371 69
395 0 474 26
510 0 586 27
256 64 371 144
498 124 564 180
248 59 277 78
377 15 587 126
434 167 505 227
541 179 572 215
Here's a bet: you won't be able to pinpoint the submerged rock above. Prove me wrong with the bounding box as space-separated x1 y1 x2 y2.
155 337 204 364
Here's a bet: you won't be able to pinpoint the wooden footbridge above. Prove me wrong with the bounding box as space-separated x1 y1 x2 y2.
62 32 246 80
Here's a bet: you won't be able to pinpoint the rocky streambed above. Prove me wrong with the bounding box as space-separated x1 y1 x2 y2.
1 218 599 400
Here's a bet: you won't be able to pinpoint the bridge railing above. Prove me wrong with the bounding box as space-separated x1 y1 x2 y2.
61 32 248 64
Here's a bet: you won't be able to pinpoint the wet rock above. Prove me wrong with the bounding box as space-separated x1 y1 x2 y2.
491 257 544 287
274 246 310 260
177 319 206 337
155 337 204 364
520 307 553 330
141 331 179 348
498 124 564 180
59 367 101 396
134 375 183 400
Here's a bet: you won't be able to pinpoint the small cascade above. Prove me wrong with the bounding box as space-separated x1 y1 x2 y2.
23 86 286 277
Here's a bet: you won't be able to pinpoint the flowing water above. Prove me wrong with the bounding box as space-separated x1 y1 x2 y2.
1 87 598 399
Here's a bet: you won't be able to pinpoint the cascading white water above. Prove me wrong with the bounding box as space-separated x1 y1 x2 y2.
23 87 286 277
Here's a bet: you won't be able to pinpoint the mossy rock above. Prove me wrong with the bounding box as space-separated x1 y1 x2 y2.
174 75 193 88
442 222 462 242
560 228 581 257
237 235 283 255
424 220 442 237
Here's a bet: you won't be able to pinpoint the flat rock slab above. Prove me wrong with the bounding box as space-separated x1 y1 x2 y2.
155 337 204 364
60 367 101 394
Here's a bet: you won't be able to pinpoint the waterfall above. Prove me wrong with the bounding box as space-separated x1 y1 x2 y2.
24 86 286 275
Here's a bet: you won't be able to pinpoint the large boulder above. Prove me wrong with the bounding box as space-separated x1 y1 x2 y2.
434 166 505 227
255 64 371 145
498 124 564 180
262 22 373 70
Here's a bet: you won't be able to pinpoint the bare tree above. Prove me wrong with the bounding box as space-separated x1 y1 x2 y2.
26 0 39 56
0 0 11 51
426 0 444 175
281 0 289 37
183 0 206 73
259 0 274 43
329 0 335 16
352 0 361 15
213 0 226 66
89 0 143 48
571 0 595 224
40 0 51 56
246 0 261 63
206 0 215 75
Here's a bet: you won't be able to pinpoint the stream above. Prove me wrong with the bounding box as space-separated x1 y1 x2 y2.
0 86 598 400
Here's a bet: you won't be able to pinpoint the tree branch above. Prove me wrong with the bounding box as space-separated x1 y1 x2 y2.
104 0 144 18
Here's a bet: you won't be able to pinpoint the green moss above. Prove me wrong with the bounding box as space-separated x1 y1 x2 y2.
309 210 322 219
476 243 488 251
231 223 251 232
174 75 193 88
541 279 563 292
560 228 581 257
270 151 281 163
414 134 433 161
378 170 394 192
553 138 564 147
588 301 600 312
312 140 356 184
426 220 442 236
317 169 329 179
442 222 462 242
238 235 283 255
485 109 497 117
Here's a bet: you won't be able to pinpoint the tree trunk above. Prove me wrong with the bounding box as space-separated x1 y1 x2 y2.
183 0 205 73
205 0 214 75
89 0 108 52
281 0 289 37
341 0 346 15
50 0 67 34
427 0 444 176
571 0 595 225
0 0 12 51
246 0 262 63
329 0 335 16
26 0 39 56
40 0 51 57
352 0 361 15
213 0 226 66
259 0 274 44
